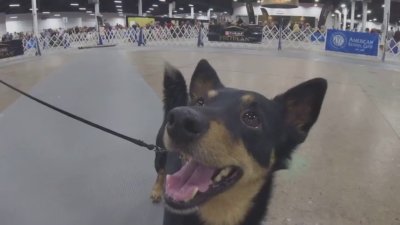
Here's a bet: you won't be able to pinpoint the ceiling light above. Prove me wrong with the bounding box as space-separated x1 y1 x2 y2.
86 11 92 13
234 0 238 2
368 19 372 22
42 12 50 14
340 4 346 8
9 4 20 7
159 0 166 2
331 14 335 17
117 9 123 11
315 0 319 2
116 5 122 8
114 0 122 3
54 14 61 16
373 18 377 21
382 4 384 8
79 8 86 11
149 7 154 10
198 10 202 13
10 16 18 19
173 10 177 13
70 3 79 6
90 13 95 16
29 8 38 11
179 7 184 10
367 10 371 14
146 11 151 13
188 4 194 7
314 4 318 7
357 14 361 18
152 4 158 7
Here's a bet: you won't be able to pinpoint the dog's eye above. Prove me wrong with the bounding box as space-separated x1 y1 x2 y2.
242 111 261 128
196 97 205 106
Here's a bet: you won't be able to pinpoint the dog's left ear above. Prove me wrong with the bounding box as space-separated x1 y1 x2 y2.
274 78 327 144
189 59 224 100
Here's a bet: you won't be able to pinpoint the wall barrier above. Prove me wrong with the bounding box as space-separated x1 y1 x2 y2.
20 25 400 62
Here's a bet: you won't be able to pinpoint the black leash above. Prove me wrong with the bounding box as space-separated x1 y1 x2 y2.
0 80 166 153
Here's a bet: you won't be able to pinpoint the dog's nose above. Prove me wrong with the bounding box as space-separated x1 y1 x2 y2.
166 107 209 143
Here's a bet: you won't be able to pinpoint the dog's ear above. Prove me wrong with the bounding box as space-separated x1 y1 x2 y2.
274 78 327 144
163 62 188 114
189 59 224 100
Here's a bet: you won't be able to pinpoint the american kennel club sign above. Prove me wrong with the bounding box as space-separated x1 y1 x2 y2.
325 29 379 56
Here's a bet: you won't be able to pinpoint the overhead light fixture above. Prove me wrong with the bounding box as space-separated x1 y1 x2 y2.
114 0 122 3
90 13 95 16
179 7 184 10
382 4 384 8
149 7 154 10
340 4 346 8
198 10 202 13
209 8 213 11
234 0 238 2
86 11 92 13
117 9 123 11
29 8 38 11
367 10 371 14
79 7 86 10
159 0 166 2
188 4 194 7
42 11 50 14
314 4 318 7
146 10 151 13
54 14 61 16
331 14 335 17
9 4 20 7
116 5 122 8
152 4 158 7
357 14 361 18
70 3 79 6
10 16 18 19
173 10 177 13
315 0 319 2
373 18 377 21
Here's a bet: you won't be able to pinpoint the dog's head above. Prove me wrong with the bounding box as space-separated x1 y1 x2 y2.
160 60 327 223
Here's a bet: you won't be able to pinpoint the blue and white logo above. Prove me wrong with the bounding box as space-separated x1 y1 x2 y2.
326 29 379 56
330 32 347 49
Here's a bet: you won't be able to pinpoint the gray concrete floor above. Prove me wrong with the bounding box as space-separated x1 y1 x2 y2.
1 47 400 225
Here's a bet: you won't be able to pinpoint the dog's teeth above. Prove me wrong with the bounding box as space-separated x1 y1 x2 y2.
213 174 223 183
185 187 199 202
220 168 232 177
213 167 232 183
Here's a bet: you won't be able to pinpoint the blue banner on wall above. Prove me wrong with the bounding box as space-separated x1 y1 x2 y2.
325 29 379 56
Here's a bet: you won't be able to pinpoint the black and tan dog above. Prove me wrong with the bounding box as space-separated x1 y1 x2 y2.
150 59 327 225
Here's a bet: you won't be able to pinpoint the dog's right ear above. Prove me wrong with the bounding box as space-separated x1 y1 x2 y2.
163 62 188 114
189 59 224 100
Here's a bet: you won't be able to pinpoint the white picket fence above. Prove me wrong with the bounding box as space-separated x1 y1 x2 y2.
21 25 400 61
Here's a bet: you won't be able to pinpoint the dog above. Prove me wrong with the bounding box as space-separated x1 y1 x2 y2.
150 59 327 225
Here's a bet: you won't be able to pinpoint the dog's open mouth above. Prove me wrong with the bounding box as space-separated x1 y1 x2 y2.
164 158 243 214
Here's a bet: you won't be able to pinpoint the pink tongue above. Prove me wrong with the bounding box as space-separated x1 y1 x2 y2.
166 159 216 202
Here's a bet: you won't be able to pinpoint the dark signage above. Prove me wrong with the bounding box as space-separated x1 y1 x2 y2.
208 25 263 43
0 40 24 59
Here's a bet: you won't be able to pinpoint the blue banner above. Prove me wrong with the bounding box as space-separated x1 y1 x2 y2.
325 29 379 56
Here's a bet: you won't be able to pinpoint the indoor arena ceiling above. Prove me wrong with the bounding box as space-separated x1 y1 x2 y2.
1 0 399 23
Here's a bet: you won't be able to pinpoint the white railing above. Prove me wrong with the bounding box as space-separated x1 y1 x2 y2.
20 25 400 61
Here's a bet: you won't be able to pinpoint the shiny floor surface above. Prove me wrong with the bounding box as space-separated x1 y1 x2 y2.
1 47 399 225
